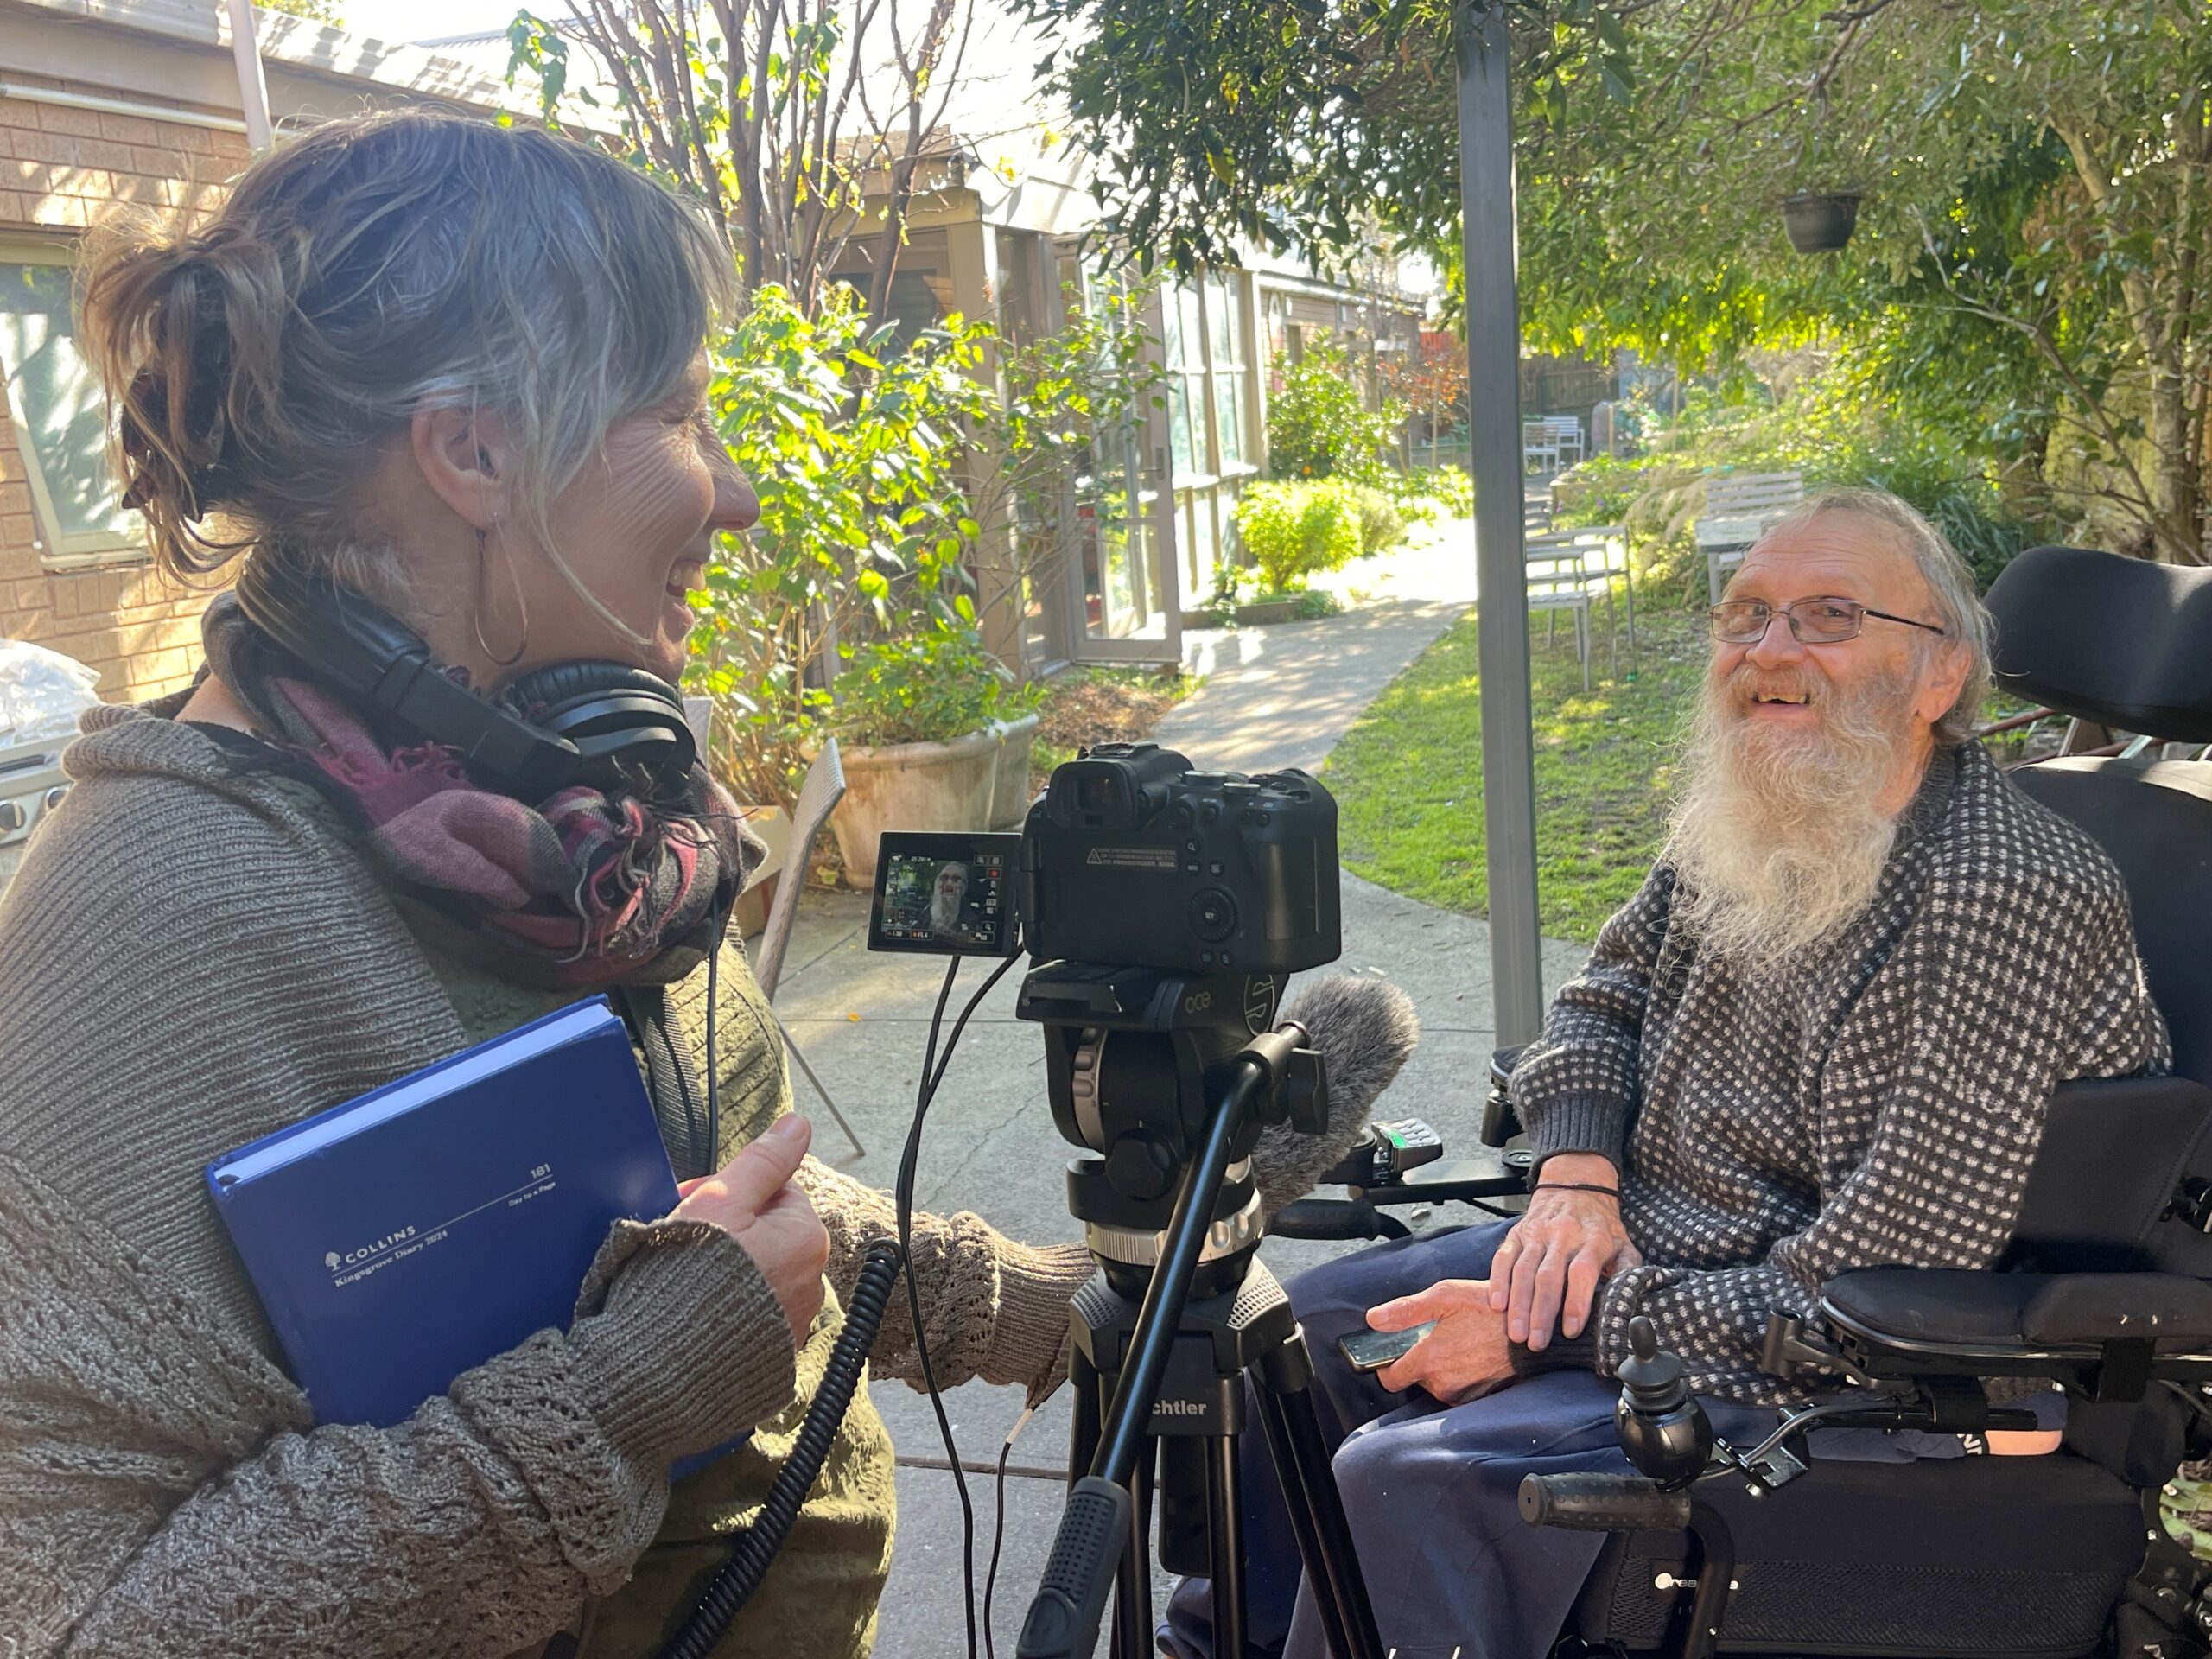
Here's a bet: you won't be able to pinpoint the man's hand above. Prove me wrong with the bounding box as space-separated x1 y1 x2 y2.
674 1114 830 1349
1363 1280 1515 1402
1488 1153 1642 1351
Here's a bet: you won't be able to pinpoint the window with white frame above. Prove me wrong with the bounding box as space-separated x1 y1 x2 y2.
0 250 139 566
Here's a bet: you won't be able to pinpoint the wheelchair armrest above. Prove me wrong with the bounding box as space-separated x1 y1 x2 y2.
1483 1046 1526 1148
1819 1268 2212 1402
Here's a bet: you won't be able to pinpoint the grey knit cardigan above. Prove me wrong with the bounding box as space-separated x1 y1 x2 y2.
1511 742 2171 1402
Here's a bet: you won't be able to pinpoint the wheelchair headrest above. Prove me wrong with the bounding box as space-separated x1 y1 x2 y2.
1986 546 2212 743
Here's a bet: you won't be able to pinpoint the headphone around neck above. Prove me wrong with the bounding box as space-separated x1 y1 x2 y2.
232 556 698 802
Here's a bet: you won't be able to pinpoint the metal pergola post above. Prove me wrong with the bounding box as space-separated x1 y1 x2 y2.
1457 1 1546 1045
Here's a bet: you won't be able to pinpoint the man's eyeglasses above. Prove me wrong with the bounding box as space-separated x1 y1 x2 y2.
1708 597 1948 646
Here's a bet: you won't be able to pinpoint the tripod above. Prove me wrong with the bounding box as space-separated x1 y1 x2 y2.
1014 963 1385 1659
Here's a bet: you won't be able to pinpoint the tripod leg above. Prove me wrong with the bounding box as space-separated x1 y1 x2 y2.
1205 1434 1246 1659
1253 1345 1385 1659
1069 1345 1102 1491
1113 1443 1154 1659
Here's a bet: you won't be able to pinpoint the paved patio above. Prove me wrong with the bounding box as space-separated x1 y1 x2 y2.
769 521 1586 1656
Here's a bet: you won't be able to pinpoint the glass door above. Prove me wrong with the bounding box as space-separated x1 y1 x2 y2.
1058 248 1181 665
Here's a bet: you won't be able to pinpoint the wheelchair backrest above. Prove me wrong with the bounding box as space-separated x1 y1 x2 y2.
1986 547 2212 1275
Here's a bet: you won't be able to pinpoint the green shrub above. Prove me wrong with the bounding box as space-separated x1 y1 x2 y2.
691 284 996 801
1418 465 1474 518
830 605 1033 748
1266 336 1406 486
1551 454 1649 529
1233 479 1363 593
1352 486 1406 555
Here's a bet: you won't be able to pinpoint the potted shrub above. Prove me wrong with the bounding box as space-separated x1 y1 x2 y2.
828 614 1032 887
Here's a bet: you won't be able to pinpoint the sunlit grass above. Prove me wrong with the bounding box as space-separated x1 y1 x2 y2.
1322 596 1708 943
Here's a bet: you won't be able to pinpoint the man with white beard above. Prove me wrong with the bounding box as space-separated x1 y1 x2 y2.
929 860 970 941
1163 487 2170 1659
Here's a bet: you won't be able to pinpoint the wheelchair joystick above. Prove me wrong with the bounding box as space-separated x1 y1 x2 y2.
1615 1317 1713 1490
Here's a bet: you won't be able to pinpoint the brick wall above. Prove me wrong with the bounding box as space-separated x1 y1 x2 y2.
0 76 247 705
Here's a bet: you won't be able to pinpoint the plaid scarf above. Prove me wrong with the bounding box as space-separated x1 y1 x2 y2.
200 593 761 990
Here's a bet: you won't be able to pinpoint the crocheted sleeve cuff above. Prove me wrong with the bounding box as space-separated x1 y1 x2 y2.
1521 1090 1631 1174
568 1217 798 1470
982 1240 1094 1403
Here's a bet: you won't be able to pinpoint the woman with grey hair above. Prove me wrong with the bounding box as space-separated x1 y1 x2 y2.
0 111 1088 1659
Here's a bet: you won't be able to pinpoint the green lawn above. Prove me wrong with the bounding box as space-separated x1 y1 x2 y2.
1321 597 1710 943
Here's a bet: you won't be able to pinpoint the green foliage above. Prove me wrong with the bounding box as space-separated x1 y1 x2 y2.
260 0 341 21
1232 479 1365 594
1006 0 1618 270
1018 0 2212 561
1413 464 1474 518
1550 454 1648 530
1266 337 1406 486
1351 486 1406 556
687 284 1002 801
830 619 1028 749
1550 362 2035 597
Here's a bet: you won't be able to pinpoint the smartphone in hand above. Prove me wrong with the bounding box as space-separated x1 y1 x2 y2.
1337 1320 1437 1374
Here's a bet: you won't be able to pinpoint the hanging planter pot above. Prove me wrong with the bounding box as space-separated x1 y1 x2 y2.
1781 192 1862 254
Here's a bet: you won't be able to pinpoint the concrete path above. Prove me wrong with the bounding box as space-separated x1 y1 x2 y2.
767 521 1587 1657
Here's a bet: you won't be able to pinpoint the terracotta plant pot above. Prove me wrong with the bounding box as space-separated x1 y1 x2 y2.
830 728 1000 887
987 711 1043 829
1781 192 1861 254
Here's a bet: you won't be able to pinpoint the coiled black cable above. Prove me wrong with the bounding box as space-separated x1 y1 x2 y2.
655 1237 907 1659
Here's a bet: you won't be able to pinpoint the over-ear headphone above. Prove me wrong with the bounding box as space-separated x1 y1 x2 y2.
232 556 698 801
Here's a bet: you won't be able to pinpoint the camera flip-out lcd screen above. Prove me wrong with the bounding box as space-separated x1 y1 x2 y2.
867 832 1024 957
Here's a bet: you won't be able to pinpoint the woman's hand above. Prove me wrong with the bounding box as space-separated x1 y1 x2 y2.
1487 1154 1642 1351
675 1114 830 1349
1364 1280 1515 1402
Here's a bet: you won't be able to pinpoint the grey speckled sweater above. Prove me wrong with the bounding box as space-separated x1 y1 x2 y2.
1510 742 2171 1402
0 702 1091 1659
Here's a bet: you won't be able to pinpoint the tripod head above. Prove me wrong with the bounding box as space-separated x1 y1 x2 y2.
1016 961 1326 1294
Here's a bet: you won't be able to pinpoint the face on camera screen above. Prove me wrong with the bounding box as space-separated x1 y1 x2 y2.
877 850 1009 950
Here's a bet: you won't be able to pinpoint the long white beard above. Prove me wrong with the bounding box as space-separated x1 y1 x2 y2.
1668 662 1922 977
931 889 963 932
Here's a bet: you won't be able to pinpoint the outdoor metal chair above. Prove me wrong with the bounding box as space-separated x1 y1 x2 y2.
1529 523 1635 679
1694 468 1804 601
1541 414 1584 467
1524 540 1594 691
1522 419 1560 474
750 738 866 1160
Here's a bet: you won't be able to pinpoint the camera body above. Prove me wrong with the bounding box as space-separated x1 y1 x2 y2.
1020 742 1340 977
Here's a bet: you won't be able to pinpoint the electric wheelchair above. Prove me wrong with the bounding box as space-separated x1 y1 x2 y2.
1281 544 2212 1658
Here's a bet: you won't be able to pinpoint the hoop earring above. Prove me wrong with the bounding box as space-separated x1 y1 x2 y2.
472 527 528 667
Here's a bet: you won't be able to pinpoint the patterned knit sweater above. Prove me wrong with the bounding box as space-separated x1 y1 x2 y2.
1510 742 2171 1404
0 703 1092 1659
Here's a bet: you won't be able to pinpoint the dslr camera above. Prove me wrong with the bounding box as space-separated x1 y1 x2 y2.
1023 742 1339 975
866 741 1340 976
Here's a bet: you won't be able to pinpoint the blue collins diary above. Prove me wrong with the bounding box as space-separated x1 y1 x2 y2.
207 997 681 1432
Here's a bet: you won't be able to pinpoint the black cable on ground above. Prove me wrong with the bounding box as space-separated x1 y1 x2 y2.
894 949 1025 1659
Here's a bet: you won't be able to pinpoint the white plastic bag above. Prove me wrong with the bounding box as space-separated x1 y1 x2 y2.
0 639 103 748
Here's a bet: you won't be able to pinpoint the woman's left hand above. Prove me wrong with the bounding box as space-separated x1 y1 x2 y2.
1365 1279 1516 1403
